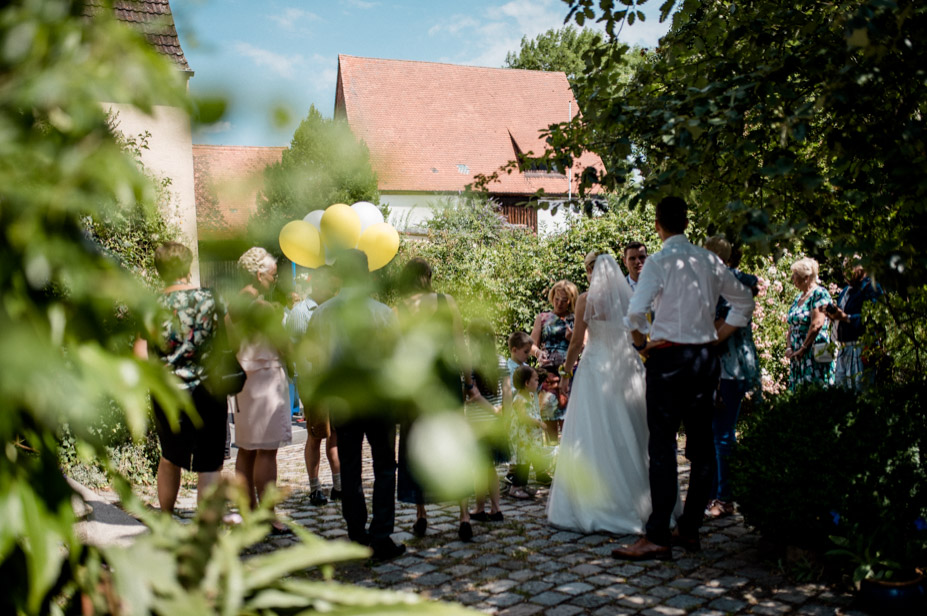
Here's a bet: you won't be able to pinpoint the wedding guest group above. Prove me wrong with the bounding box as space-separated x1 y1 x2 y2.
141 193 877 566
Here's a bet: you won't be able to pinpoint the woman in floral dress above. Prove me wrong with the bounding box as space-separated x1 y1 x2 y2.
785 257 835 389
135 242 226 515
530 280 577 440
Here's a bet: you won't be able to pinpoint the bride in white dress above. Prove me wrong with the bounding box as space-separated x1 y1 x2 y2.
547 253 678 534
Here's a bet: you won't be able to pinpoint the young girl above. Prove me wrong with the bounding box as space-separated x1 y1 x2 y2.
464 321 510 522
509 365 552 499
538 370 567 447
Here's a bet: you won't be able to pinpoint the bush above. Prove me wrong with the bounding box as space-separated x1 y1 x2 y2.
58 400 161 488
401 195 659 345
732 381 927 556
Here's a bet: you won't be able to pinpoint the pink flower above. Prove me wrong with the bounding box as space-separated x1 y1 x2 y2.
756 276 770 298
773 280 783 293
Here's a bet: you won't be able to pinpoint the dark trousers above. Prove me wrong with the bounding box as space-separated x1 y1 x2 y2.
712 379 747 502
644 344 719 546
333 418 397 543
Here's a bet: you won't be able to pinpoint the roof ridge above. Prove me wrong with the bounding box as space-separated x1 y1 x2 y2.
193 144 287 150
338 54 566 76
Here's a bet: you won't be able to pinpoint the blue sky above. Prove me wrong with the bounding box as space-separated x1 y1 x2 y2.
172 0 672 147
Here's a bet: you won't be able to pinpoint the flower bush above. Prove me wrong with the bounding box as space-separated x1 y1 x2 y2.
748 253 800 395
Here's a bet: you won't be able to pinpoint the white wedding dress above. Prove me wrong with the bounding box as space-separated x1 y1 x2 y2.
547 255 679 534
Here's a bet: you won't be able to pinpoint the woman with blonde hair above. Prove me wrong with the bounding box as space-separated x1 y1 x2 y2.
784 257 835 390
530 278 578 443
232 246 293 534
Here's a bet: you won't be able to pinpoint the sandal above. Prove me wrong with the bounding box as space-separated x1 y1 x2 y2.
705 499 734 519
508 487 533 500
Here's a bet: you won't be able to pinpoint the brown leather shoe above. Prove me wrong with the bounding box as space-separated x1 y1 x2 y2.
611 537 673 561
670 528 701 552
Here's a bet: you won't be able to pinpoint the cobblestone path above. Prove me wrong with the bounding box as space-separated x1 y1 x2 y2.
169 428 860 616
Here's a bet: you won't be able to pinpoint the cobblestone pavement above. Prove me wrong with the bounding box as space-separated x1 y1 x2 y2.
169 426 860 616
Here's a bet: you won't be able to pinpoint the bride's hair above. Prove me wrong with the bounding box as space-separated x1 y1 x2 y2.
584 250 602 272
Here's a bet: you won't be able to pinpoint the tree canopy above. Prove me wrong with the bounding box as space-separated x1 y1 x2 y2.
548 0 927 290
504 25 601 85
255 105 379 237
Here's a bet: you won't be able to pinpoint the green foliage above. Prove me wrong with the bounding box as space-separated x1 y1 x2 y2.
732 382 927 575
554 0 927 290
504 25 603 86
0 3 192 610
255 105 380 242
863 284 927 382
70 480 475 615
0 3 471 614
58 403 161 489
401 195 659 342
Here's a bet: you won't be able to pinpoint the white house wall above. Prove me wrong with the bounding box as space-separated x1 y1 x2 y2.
383 192 571 237
104 102 200 284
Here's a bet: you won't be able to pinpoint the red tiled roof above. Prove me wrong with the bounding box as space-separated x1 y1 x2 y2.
83 0 191 72
335 55 602 196
192 145 284 237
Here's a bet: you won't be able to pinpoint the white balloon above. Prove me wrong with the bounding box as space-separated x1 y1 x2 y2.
351 201 385 232
303 209 324 230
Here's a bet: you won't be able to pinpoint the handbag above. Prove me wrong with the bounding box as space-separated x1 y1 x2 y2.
812 324 837 364
203 318 247 398
307 404 331 439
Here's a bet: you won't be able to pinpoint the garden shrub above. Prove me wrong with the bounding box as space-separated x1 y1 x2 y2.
400 196 659 345
58 401 161 489
732 380 927 555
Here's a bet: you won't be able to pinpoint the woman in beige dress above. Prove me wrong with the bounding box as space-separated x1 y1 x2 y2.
232 247 292 533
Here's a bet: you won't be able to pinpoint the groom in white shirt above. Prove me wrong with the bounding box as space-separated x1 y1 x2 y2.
613 197 754 561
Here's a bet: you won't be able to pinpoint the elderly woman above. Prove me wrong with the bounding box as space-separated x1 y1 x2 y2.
785 257 835 390
134 242 226 515
530 279 578 441
232 247 292 533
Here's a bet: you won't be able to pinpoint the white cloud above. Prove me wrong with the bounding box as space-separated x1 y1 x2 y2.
268 7 321 31
428 0 572 67
233 42 304 79
307 53 338 100
428 0 670 67
343 0 378 9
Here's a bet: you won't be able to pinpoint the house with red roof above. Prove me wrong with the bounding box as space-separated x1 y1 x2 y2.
334 55 603 233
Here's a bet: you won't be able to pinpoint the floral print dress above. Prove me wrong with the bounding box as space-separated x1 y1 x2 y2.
510 390 549 465
538 312 574 369
786 286 835 390
157 288 219 390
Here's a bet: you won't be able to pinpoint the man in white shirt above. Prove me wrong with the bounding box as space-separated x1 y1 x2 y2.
623 241 648 292
613 197 754 561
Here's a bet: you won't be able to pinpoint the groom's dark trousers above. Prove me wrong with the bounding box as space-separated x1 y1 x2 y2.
644 343 719 547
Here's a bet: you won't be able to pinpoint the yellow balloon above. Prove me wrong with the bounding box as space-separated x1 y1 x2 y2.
356 222 400 271
319 203 361 251
278 221 325 268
